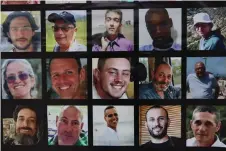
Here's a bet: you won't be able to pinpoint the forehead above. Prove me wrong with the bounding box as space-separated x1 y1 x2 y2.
10 16 30 27
6 61 28 75
103 58 130 70
18 108 36 118
147 11 168 23
195 63 205 68
193 112 216 122
147 108 167 118
155 64 172 75
61 107 81 120
105 108 117 115
106 11 120 18
50 59 78 70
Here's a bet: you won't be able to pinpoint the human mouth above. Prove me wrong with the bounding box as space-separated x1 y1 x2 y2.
14 85 25 89
58 86 70 90
111 85 124 90
17 38 27 42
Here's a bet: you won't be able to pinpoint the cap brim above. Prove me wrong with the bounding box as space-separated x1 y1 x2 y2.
194 21 212 26
48 13 70 23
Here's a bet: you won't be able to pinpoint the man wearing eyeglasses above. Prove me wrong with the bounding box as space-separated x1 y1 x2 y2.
141 105 183 148
47 11 86 52
96 106 120 146
2 11 40 52
139 8 181 51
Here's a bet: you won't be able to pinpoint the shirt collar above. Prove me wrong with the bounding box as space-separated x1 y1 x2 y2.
153 42 176 51
54 40 78 52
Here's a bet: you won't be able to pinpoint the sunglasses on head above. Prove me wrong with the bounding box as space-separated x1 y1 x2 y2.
6 72 29 84
52 26 74 32
107 113 118 118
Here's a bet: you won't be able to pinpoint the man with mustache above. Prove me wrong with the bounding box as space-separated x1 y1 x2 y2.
140 8 181 51
48 106 87 146
92 9 133 51
2 11 40 52
141 105 182 148
186 61 219 99
47 11 86 52
93 58 131 99
193 13 226 51
139 61 181 99
4 105 43 145
187 106 226 147
96 106 120 146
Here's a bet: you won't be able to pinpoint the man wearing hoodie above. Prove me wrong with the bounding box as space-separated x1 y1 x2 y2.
193 13 226 51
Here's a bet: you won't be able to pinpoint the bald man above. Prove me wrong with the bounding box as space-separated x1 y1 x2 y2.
48 106 87 146
186 62 220 99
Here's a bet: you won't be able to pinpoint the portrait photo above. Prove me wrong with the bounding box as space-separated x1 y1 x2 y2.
1 11 41 52
45 0 86 4
93 105 134 146
46 10 87 52
1 59 42 99
1 0 40 5
139 8 182 51
48 105 88 146
92 9 134 51
139 57 181 99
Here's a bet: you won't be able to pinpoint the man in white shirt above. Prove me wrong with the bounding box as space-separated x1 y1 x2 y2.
187 106 226 148
96 106 120 146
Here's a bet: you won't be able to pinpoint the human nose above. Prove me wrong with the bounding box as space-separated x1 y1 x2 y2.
198 124 207 132
22 119 28 127
114 73 123 83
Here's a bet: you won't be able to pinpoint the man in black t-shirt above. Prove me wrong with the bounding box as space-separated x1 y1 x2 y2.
141 105 183 149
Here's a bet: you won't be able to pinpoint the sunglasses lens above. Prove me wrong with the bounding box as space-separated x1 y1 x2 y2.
6 76 16 83
19 73 29 81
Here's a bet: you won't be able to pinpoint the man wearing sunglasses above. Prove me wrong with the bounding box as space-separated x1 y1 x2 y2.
47 11 86 52
2 11 40 52
96 106 120 146
139 8 181 51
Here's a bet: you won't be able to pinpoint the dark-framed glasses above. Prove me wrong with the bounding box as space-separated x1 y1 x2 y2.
6 72 29 84
52 26 74 32
107 113 118 118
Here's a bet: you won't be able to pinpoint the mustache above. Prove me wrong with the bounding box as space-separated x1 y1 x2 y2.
152 126 163 130
63 131 73 137
19 127 32 131
16 38 28 41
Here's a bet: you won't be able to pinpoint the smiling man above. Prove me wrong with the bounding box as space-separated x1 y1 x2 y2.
93 58 131 99
2 11 40 52
92 9 133 51
187 106 226 147
47 11 86 52
49 58 85 99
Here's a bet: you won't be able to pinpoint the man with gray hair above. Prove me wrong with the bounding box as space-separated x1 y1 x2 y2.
187 106 226 147
48 106 87 146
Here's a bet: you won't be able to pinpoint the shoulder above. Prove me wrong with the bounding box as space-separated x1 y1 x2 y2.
139 83 155 99
173 43 182 51
76 43 87 51
187 73 196 79
186 137 196 146
140 141 152 148
139 44 153 51
4 137 15 145
170 136 183 143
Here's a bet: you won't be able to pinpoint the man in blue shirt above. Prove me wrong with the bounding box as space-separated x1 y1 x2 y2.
186 62 220 99
193 13 226 51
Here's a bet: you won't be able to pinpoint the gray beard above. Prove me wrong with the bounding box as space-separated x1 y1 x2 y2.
14 133 36 145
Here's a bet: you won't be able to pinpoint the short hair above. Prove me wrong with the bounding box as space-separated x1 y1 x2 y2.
145 8 169 24
59 106 84 122
105 9 123 23
1 59 37 99
104 106 116 116
154 61 172 74
49 58 82 73
192 106 220 123
2 11 39 43
195 61 205 68
145 105 169 121
97 58 131 71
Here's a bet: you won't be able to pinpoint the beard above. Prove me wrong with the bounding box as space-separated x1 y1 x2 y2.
153 79 170 92
13 39 32 52
14 133 36 145
148 122 168 139
152 36 173 49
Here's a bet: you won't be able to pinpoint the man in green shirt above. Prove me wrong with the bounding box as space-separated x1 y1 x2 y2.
48 106 88 146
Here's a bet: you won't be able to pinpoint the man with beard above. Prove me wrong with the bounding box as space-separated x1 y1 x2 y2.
93 58 131 99
187 106 226 147
96 106 120 146
4 105 42 145
141 105 182 148
48 106 87 146
92 9 133 51
186 62 219 99
139 61 181 99
139 8 181 51
2 11 40 52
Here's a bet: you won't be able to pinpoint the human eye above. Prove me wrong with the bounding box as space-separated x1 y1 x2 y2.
108 70 117 75
61 118 68 124
65 70 74 75
51 73 59 79
71 121 79 126
123 71 131 77
10 27 18 32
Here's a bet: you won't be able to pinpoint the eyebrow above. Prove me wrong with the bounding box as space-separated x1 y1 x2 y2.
18 116 36 119
107 68 130 72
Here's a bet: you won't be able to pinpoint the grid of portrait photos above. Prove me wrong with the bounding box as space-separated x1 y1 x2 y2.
1 1 226 151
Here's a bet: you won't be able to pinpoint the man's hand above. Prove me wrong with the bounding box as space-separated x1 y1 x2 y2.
101 37 109 51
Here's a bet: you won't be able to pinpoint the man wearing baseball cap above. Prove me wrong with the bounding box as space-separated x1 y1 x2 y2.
48 11 86 52
2 11 40 52
193 12 226 51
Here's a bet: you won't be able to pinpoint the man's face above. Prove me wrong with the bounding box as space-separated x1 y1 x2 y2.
146 12 172 43
50 58 83 99
105 11 121 36
104 108 119 130
146 108 169 139
195 63 206 78
8 16 35 51
190 112 220 146
98 58 131 99
153 64 172 91
56 107 83 145
53 20 76 48
16 108 37 137
195 23 212 38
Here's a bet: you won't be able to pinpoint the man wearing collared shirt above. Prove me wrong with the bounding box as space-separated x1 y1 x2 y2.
93 58 131 99
139 61 181 99
47 11 86 52
92 9 133 51
96 106 120 146
187 106 226 148
139 8 181 51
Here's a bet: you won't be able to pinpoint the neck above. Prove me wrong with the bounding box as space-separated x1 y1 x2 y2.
15 44 33 52
108 126 117 131
197 137 216 147
150 135 169 144
107 34 118 41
